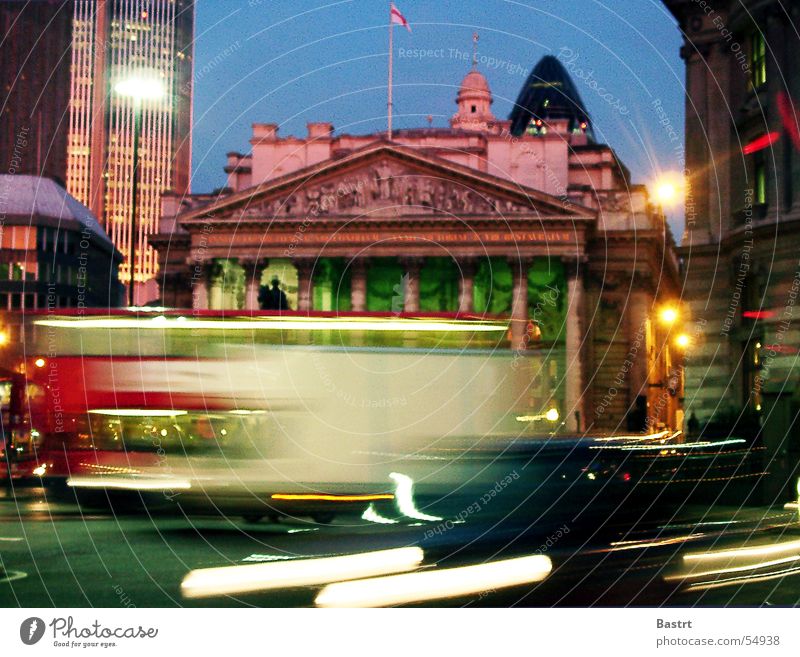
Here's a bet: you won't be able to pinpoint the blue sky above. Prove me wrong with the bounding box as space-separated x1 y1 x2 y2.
190 0 685 234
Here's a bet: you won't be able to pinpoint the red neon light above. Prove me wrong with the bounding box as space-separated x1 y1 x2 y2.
777 92 800 151
742 310 776 320
762 344 798 355
743 132 780 155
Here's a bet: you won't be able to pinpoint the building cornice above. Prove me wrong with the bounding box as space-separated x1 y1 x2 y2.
177 140 597 224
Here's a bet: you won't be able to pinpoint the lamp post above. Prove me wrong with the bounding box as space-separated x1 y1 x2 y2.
654 304 690 431
113 74 165 307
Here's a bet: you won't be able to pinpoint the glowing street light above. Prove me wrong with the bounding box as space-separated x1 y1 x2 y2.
652 173 684 207
515 408 560 423
659 306 679 325
545 407 560 422
113 72 166 307
113 76 166 102
675 333 691 349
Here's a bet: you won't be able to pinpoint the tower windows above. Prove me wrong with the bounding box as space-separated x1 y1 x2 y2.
754 151 766 205
750 32 767 89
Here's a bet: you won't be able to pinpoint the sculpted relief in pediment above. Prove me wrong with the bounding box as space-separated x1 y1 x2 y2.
235 161 534 220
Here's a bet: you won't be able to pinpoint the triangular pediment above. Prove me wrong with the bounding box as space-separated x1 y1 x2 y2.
182 142 594 224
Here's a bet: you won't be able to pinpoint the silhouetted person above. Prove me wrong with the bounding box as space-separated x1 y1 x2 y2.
626 395 647 432
260 277 290 311
687 412 699 438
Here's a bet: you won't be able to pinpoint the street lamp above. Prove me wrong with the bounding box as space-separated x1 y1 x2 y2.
113 73 166 307
659 306 679 325
675 333 691 349
652 172 684 208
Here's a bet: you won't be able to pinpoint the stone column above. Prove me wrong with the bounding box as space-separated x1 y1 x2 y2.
400 257 422 313
243 258 268 311
457 257 476 314
295 259 315 312
509 257 529 350
350 259 368 312
564 259 586 433
190 261 212 311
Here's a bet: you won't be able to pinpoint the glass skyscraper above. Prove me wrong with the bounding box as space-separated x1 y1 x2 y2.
66 0 194 302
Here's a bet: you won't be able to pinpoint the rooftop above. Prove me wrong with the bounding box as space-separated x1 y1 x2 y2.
0 175 115 251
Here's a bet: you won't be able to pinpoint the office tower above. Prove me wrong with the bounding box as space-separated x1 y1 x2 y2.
0 0 75 183
66 0 194 302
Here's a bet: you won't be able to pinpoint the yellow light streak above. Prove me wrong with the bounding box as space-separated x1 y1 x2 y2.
34 317 508 333
683 538 800 563
515 408 560 423
271 493 394 502
88 409 188 417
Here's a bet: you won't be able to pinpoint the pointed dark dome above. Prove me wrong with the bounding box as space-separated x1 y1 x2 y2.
509 55 594 139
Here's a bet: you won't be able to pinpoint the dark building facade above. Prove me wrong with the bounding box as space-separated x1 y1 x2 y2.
664 0 800 498
0 0 74 183
1 1 194 304
0 174 123 310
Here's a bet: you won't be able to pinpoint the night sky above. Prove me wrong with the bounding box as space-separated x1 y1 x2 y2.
190 0 685 236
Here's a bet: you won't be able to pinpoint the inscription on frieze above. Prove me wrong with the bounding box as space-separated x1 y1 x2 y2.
205 229 575 246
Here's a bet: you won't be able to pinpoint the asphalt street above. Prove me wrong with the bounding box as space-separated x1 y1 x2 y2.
1 486 799 608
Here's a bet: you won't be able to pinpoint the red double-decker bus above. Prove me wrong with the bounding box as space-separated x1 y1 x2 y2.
1 309 562 520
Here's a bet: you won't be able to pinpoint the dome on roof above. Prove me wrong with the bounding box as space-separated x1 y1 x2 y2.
0 174 115 251
508 55 594 139
456 68 492 103
451 66 496 131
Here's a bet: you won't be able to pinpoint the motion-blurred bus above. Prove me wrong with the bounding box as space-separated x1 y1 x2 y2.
2 309 764 525
0 309 565 521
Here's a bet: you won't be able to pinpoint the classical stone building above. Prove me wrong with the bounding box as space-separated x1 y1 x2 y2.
155 58 682 433
664 1 800 496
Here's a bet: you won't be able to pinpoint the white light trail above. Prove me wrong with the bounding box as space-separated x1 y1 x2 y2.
181 547 424 599
315 554 552 607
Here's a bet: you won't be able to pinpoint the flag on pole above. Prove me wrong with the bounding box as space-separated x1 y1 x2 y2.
387 3 410 140
390 3 411 32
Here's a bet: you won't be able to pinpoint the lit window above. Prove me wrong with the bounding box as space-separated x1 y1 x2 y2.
750 32 766 89
754 153 766 204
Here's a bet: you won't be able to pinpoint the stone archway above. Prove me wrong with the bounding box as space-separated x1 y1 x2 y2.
419 258 459 312
366 258 405 312
209 259 245 310
261 258 299 310
473 257 513 315
312 258 352 311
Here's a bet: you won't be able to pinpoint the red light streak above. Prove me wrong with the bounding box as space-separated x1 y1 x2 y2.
762 344 798 355
742 132 780 155
778 92 800 151
742 310 776 320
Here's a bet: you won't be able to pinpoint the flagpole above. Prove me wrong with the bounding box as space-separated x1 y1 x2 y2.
388 3 394 140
